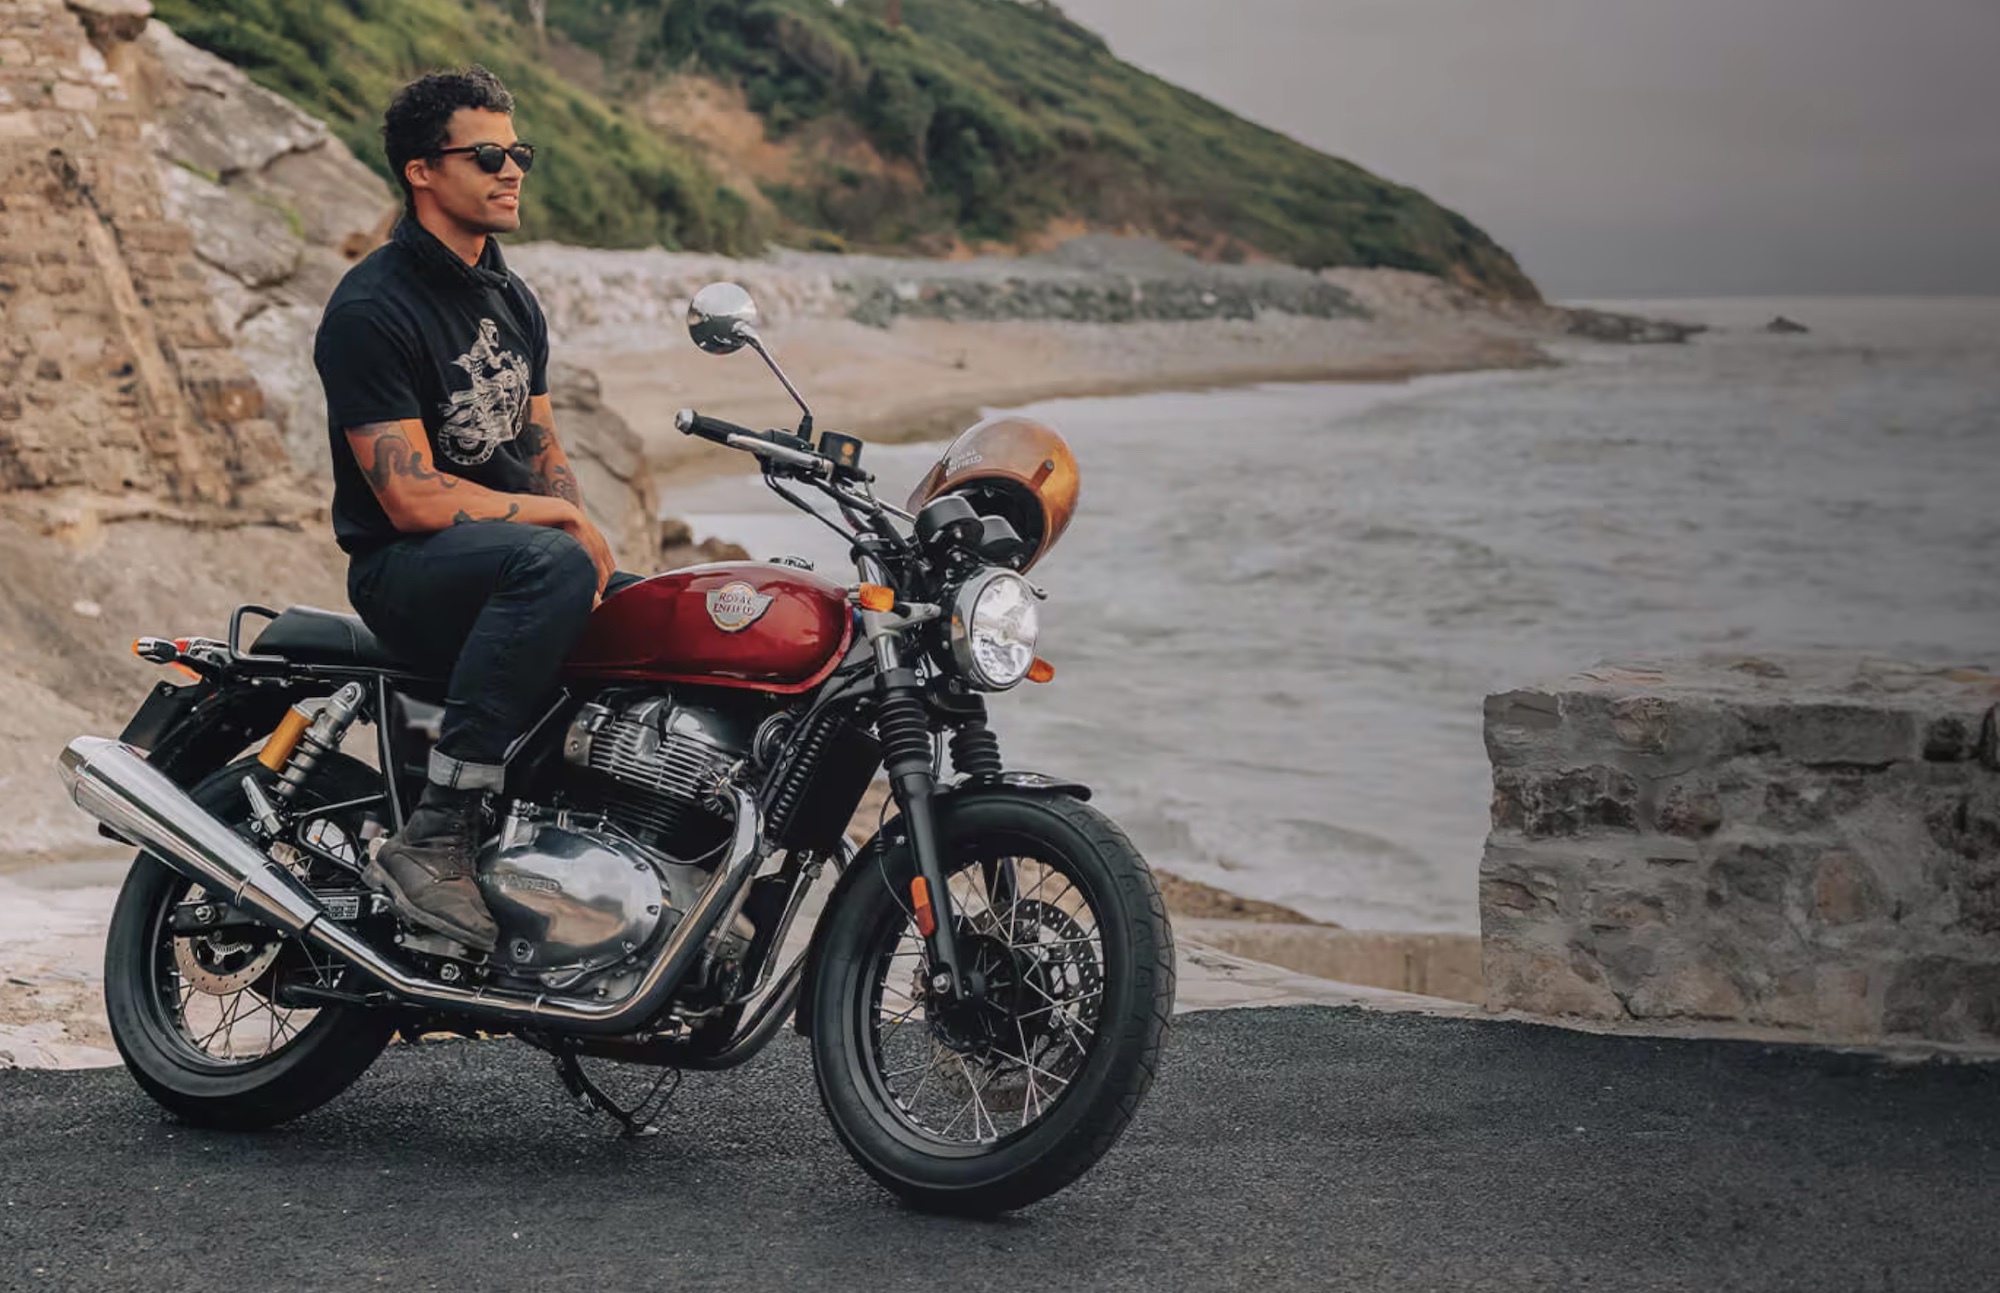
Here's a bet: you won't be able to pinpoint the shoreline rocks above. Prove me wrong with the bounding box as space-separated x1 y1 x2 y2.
1481 656 2000 1047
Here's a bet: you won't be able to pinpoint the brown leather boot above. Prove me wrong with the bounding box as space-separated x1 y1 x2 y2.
363 786 499 953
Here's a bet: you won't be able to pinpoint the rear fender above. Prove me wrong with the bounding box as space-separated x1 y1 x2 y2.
792 772 1091 1038
126 679 297 789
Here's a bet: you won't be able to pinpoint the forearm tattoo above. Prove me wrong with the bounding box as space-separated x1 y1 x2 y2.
348 421 457 493
452 504 521 525
520 417 582 506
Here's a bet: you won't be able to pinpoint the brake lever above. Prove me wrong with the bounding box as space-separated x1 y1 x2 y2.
726 433 829 478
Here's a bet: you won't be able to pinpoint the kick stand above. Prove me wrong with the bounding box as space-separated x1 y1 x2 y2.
552 1046 679 1139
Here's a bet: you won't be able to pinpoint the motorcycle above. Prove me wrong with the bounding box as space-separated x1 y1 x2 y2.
57 283 1175 1216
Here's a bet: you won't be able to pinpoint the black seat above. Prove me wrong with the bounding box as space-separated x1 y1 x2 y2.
249 606 417 671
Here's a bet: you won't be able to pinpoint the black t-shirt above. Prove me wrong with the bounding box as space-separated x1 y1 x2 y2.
314 219 550 555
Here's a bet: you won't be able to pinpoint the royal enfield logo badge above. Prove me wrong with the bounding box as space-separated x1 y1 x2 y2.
706 581 775 632
495 871 562 894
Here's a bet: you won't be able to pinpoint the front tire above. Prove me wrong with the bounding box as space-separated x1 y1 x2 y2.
103 755 397 1129
808 792 1175 1215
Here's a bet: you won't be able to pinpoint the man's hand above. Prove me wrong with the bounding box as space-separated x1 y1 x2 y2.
562 511 616 596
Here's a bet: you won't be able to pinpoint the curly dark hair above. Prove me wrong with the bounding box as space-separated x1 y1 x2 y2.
381 66 517 215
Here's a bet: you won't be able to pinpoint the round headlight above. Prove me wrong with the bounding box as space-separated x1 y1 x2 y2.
949 571 1041 691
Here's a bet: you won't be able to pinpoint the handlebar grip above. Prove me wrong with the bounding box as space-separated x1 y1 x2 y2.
674 408 757 445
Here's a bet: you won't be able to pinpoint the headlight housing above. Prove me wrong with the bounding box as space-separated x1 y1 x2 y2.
949 570 1040 691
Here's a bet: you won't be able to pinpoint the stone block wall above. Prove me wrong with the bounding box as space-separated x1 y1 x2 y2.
1481 657 2000 1047
0 0 296 526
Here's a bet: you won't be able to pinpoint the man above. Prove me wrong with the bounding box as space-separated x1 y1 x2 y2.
315 67 635 952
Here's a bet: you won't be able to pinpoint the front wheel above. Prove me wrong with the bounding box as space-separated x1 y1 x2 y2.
808 792 1175 1215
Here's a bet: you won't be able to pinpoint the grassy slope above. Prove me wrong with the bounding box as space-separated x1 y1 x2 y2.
148 0 762 252
150 0 1536 298
634 0 1535 296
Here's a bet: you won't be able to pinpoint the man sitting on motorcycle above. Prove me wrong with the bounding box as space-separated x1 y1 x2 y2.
313 67 638 953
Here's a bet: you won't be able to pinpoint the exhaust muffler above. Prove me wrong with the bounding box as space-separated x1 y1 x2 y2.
57 736 763 1035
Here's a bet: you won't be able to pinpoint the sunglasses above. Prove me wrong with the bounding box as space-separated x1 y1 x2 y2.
433 142 536 175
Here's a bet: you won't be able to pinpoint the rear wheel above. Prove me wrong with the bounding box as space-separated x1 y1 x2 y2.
103 755 398 1129
809 792 1175 1215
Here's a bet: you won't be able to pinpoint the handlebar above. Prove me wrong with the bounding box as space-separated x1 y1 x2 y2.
677 407 833 479
675 408 758 446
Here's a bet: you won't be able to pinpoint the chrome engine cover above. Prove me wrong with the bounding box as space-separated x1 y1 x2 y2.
478 814 677 980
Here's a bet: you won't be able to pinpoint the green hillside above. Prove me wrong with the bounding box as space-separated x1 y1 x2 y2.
149 0 1538 298
149 0 761 252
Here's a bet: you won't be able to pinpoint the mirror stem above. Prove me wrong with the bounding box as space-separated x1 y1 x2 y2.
742 329 815 436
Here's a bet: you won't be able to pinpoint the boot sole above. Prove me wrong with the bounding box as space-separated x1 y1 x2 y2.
361 860 499 955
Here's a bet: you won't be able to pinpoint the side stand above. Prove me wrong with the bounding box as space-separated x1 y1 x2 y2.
552 1045 679 1139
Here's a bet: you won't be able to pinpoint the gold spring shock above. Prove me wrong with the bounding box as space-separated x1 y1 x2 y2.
258 682 369 801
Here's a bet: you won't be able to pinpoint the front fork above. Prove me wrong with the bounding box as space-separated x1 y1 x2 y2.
874 667 976 1001
858 562 979 1002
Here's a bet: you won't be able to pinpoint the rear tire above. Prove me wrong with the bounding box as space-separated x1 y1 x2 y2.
103 756 397 1129
808 792 1175 1215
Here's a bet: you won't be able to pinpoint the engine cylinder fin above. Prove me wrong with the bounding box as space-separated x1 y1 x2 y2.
584 716 731 844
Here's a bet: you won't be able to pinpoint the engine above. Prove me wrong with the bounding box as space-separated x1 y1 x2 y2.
453 692 780 998
559 692 776 862
473 807 756 999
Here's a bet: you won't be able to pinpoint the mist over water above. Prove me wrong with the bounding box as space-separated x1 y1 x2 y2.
671 298 2000 930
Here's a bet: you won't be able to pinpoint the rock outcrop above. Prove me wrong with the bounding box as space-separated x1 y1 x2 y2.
0 0 304 534
1481 656 2000 1047
1561 306 1707 345
133 19 393 473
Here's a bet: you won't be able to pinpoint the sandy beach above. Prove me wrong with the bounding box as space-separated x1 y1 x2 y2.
539 260 1571 488
582 315 1550 489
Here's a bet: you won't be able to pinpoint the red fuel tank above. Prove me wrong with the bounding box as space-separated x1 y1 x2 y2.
564 562 853 694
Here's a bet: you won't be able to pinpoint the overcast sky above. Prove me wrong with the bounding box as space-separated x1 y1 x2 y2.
1052 0 2000 298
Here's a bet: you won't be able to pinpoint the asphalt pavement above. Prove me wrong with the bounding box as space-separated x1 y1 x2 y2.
2 1007 1996 1292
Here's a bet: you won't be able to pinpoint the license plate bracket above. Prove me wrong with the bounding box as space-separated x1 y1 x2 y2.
118 679 208 752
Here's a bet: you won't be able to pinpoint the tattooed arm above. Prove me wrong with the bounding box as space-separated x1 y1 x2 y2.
516 394 584 509
516 393 617 589
343 419 576 536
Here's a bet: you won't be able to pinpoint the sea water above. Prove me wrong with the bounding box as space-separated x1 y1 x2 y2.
670 298 2000 930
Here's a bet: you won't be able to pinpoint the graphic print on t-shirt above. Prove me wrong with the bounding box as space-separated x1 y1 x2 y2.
438 318 531 466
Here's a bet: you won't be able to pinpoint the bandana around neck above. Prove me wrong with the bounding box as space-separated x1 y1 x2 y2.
393 217 512 292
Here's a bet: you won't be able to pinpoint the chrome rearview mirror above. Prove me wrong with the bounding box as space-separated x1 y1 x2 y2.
686 281 817 434
688 282 761 356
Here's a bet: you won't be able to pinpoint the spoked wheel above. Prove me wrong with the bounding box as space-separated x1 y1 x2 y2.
810 792 1175 1215
104 755 397 1129
874 867 1104 1142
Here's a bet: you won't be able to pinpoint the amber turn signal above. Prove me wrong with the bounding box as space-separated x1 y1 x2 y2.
856 584 896 613
1026 658 1056 684
911 875 937 937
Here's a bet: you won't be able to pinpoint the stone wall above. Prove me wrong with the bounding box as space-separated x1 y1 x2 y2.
0 0 300 531
1481 657 2000 1047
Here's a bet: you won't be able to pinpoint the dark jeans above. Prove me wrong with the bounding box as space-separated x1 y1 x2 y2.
347 521 643 790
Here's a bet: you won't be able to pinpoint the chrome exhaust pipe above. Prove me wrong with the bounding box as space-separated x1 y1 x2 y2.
57 736 766 1035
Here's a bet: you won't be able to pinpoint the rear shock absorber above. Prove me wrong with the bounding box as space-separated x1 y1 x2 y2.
262 682 369 803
